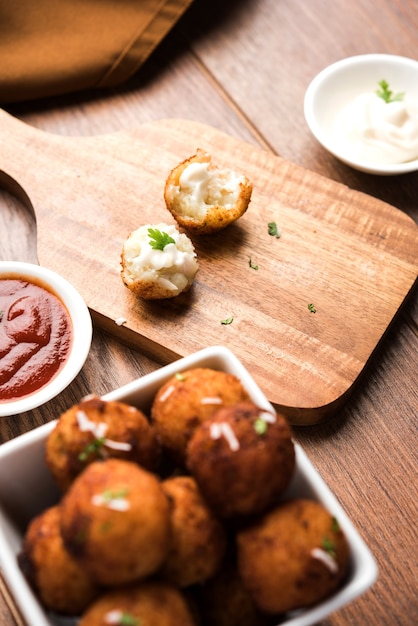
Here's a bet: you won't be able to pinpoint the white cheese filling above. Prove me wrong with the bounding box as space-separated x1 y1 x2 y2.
170 161 245 218
123 223 198 292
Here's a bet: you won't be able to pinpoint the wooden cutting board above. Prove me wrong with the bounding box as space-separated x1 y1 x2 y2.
0 109 417 424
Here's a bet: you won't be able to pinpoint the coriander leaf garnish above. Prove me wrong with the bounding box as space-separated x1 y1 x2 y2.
254 418 268 435
321 536 336 559
376 79 404 104
221 316 234 325
249 258 259 270
331 516 340 533
148 228 175 250
268 222 281 238
78 437 106 461
175 372 186 381
307 303 317 313
101 488 128 502
119 613 140 626
100 520 113 534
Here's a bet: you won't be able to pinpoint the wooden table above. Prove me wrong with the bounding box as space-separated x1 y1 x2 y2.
1 0 417 624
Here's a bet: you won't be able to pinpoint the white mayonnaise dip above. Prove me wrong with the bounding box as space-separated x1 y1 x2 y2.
177 160 243 213
179 161 212 203
333 92 418 164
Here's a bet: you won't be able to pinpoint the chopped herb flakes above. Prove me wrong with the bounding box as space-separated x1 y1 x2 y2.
78 437 106 461
101 489 128 502
175 372 186 381
148 228 175 250
376 79 404 104
221 316 234 325
307 303 317 313
119 613 140 626
254 418 268 435
321 535 336 559
268 222 281 238
249 258 259 270
100 520 114 534
331 516 340 533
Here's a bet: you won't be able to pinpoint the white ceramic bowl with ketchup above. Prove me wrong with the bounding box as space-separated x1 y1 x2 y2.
304 54 418 175
0 261 92 417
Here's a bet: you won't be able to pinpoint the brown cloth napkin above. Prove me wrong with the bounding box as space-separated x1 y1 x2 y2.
0 0 194 103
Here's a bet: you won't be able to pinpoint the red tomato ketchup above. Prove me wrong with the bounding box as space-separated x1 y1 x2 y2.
0 277 73 402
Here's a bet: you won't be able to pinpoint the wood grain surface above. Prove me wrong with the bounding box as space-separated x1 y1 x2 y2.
0 110 416 423
1 0 418 625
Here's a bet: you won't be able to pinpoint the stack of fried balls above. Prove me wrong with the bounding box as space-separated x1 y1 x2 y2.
18 368 350 626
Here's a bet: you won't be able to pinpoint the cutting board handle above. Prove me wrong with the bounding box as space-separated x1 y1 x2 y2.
0 107 33 135
0 108 46 161
0 108 66 205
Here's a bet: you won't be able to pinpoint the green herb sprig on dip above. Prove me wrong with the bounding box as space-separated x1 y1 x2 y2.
376 80 404 104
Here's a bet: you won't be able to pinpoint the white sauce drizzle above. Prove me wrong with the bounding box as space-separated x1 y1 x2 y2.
91 493 130 512
200 396 223 405
128 234 195 278
311 547 338 574
102 440 132 452
210 421 240 451
76 410 132 452
159 384 175 402
77 411 108 438
258 410 276 424
104 609 126 624
114 317 127 326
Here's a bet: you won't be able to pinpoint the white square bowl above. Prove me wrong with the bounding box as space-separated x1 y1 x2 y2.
0 345 378 626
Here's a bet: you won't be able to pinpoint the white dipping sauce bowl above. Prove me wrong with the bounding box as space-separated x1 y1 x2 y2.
304 54 418 175
0 261 92 417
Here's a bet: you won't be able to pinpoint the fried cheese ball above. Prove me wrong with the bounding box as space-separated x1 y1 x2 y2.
60 459 171 586
160 475 227 587
18 505 98 616
45 395 161 492
78 580 197 626
187 402 295 518
198 558 273 626
236 499 350 614
164 149 253 235
120 222 199 299
150 368 250 466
